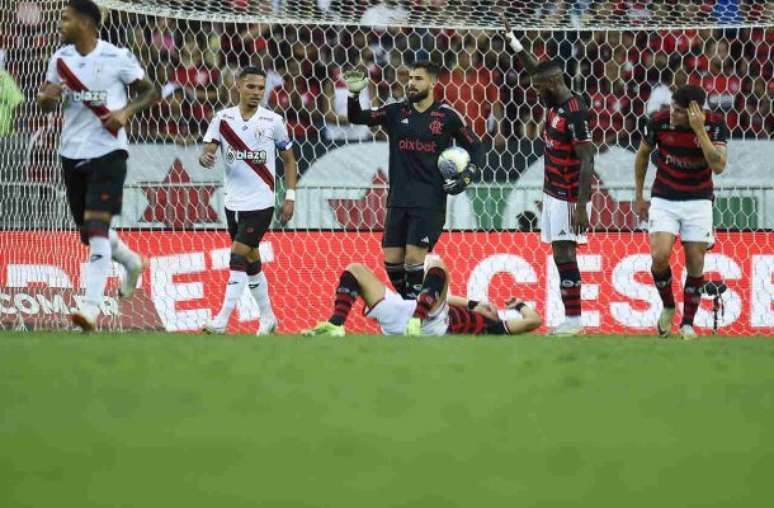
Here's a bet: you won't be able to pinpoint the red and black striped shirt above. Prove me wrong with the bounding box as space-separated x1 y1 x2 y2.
643 110 729 201
447 304 505 335
542 95 592 203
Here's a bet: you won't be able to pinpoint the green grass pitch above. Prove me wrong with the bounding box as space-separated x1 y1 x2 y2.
2 332 774 507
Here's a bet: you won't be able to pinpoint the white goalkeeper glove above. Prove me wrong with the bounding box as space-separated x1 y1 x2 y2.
505 31 523 53
343 69 369 95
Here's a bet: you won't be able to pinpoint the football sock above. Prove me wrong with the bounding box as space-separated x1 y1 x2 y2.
413 267 446 320
681 275 704 326
556 260 582 319
247 261 274 319
384 261 406 298
108 229 137 267
329 270 360 326
404 262 425 300
84 225 111 309
215 254 248 322
651 267 676 308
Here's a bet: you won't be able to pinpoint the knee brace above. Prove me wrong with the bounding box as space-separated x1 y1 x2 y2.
246 259 261 276
81 219 109 245
229 253 249 272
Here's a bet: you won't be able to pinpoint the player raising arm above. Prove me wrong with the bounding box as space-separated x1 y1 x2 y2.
502 15 595 336
37 0 160 331
199 66 297 335
345 60 484 301
302 255 541 337
634 85 728 339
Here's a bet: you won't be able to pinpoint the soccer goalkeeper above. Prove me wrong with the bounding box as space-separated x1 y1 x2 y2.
345 60 484 301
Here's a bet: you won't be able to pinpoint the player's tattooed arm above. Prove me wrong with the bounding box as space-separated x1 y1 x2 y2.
573 142 595 235
688 102 727 174
279 147 298 224
198 142 218 168
37 82 63 112
501 13 538 75
101 78 160 131
634 141 655 220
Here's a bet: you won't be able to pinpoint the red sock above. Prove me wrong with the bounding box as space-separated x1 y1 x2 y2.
557 261 581 318
652 267 676 308
413 267 446 320
681 275 704 326
329 271 359 326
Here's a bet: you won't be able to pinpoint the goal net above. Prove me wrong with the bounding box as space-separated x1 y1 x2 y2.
1 0 773 335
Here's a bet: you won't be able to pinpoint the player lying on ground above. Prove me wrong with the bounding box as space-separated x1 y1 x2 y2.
302 256 541 337
37 0 160 331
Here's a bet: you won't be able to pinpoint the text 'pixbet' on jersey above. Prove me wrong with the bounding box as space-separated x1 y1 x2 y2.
226 149 267 163
398 138 438 153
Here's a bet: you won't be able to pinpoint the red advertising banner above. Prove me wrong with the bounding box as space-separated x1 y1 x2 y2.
2 231 774 335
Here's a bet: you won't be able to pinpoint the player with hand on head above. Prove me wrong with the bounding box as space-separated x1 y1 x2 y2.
502 15 595 337
302 255 541 337
345 60 484 301
199 66 298 335
37 0 160 331
634 85 728 339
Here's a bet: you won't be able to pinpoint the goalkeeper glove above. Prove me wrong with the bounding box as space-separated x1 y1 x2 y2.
505 31 524 53
343 69 369 95
443 165 477 195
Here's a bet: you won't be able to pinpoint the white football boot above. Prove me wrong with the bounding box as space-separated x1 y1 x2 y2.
679 324 698 340
657 307 676 337
548 317 584 337
71 302 100 332
257 314 279 336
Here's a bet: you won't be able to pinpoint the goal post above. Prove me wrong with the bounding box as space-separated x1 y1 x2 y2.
1 0 772 334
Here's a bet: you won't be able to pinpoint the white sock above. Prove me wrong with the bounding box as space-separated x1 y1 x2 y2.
565 316 582 326
84 236 111 308
215 270 247 322
248 271 274 318
109 229 138 266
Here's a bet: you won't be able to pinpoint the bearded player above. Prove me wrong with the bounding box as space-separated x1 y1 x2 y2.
37 0 160 331
345 60 484 301
199 66 298 335
502 17 595 336
302 255 542 337
634 85 728 339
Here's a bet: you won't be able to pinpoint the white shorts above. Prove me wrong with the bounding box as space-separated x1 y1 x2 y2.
365 289 449 336
540 193 592 244
649 197 714 244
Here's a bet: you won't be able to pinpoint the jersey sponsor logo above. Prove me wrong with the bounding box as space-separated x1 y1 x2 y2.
429 120 443 135
664 153 707 170
69 90 108 105
398 138 437 153
226 148 267 163
56 58 118 136
430 111 444 118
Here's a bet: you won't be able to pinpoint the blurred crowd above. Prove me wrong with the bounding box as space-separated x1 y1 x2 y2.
1 0 772 182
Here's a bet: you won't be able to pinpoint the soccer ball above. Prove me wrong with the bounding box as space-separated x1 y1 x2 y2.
437 147 470 180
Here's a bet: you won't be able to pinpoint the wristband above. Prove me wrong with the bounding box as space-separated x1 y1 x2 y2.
285 188 296 201
467 300 479 310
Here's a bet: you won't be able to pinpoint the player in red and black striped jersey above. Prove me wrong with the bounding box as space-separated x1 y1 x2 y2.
345 60 484 302
503 19 595 337
301 256 541 337
634 85 729 339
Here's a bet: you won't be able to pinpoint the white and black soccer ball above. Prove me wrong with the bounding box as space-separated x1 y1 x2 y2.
437 146 470 180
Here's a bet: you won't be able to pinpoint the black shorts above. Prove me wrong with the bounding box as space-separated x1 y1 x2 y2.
61 150 128 225
382 206 446 251
225 207 274 248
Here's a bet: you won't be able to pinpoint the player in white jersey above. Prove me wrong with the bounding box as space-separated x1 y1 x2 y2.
199 66 298 335
36 0 160 332
302 255 541 337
